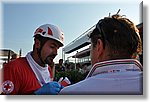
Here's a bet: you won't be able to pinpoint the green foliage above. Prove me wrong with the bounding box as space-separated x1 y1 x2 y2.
55 70 87 84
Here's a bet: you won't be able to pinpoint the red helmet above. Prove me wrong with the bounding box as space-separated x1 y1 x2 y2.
34 24 64 47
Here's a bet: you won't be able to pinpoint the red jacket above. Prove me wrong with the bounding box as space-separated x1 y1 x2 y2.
1 57 53 95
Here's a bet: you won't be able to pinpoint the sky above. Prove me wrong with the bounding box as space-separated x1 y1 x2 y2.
1 0 143 63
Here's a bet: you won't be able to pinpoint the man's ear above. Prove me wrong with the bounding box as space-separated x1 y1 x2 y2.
35 39 41 49
97 39 104 56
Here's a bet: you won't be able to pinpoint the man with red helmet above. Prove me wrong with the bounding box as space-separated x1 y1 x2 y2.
1 24 64 95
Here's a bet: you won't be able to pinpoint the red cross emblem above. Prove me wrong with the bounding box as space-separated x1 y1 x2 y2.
2 80 14 94
34 28 44 35
47 27 53 35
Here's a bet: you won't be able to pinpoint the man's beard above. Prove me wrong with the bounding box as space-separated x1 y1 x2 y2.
44 54 56 66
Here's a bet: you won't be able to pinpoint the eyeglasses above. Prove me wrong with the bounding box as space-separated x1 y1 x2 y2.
96 19 106 48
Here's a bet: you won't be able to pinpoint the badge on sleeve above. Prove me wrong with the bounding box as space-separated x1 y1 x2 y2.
2 80 14 94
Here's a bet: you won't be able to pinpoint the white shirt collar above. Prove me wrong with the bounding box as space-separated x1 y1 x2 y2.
26 51 51 86
86 59 142 78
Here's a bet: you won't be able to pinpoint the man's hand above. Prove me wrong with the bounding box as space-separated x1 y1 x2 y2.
34 81 64 95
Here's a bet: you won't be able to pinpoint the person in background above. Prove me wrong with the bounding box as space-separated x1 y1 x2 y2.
54 59 65 81
76 63 82 72
64 62 71 71
1 24 64 95
60 14 143 95
10 54 18 61
55 59 65 73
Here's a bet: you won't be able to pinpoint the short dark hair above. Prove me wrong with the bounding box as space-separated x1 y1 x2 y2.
34 34 50 45
33 34 50 51
89 14 142 59
59 59 63 62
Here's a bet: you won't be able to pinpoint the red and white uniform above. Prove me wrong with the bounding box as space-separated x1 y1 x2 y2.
60 59 143 95
1 52 53 95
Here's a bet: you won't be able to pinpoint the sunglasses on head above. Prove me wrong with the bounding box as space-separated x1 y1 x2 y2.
95 19 106 48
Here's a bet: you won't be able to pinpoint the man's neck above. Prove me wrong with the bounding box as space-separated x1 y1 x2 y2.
31 51 45 67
